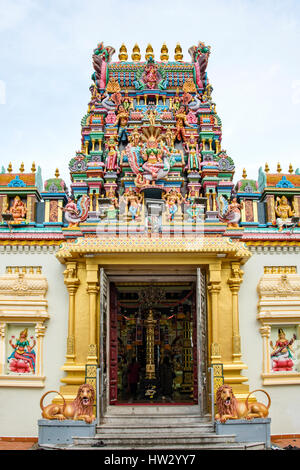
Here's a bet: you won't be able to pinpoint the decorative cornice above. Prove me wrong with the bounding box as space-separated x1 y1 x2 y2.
56 236 252 263
257 273 300 298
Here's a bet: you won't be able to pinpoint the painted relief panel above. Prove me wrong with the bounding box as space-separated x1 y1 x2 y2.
257 266 300 385
270 326 299 373
0 266 49 387
5 325 36 375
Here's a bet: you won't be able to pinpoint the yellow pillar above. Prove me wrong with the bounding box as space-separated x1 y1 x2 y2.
228 262 243 363
208 261 222 363
63 262 80 364
86 263 99 364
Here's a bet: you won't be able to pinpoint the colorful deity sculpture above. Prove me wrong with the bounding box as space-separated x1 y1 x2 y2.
143 62 159 89
163 190 184 221
184 188 201 222
275 196 295 231
175 106 189 142
7 328 36 373
10 196 27 223
184 134 201 172
270 329 296 372
124 189 143 221
115 105 129 143
104 137 120 172
218 196 243 228
61 195 90 227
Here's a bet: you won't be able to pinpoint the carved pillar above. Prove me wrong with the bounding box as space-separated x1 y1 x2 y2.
265 194 275 223
35 322 47 376
260 325 271 374
208 261 222 363
228 262 244 363
86 263 99 364
63 262 80 363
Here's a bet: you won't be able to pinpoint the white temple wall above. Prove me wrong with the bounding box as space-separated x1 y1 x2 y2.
0 246 68 437
239 246 300 436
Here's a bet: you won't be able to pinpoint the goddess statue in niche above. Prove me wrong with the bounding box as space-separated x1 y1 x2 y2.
7 328 36 374
270 328 296 372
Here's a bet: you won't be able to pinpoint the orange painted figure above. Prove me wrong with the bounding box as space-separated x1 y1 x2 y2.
10 196 27 223
175 106 189 142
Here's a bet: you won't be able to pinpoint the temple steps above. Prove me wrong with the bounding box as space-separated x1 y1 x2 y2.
69 409 266 450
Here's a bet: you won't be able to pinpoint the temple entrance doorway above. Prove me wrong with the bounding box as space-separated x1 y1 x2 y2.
116 280 196 404
99 268 209 417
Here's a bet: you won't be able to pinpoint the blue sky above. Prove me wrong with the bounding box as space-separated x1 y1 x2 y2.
0 0 300 188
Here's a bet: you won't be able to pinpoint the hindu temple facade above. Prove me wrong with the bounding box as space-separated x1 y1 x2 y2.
0 42 300 440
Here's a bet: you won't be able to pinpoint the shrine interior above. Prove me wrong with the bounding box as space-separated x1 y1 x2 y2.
114 280 197 404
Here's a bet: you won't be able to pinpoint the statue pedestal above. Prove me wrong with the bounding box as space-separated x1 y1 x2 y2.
215 418 271 448
38 419 96 446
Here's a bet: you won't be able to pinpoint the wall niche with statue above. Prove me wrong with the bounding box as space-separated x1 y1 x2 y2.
0 266 49 387
257 266 300 385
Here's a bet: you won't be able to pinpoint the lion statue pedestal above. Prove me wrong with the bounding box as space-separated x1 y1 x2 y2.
214 385 271 449
38 384 96 448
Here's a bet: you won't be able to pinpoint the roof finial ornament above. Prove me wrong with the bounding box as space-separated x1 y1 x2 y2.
31 162 36 173
145 44 154 61
288 163 293 174
160 43 169 61
7 162 12 173
174 43 183 61
277 162 282 173
242 168 247 179
264 163 270 173
119 43 128 61
131 44 141 62
19 162 25 173
55 168 60 178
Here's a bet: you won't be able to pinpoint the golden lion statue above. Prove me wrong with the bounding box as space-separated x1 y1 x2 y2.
40 384 95 424
215 384 271 423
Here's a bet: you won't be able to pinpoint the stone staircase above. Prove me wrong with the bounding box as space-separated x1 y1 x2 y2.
67 406 266 450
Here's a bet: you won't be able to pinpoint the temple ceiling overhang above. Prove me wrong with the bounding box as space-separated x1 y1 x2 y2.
56 236 251 265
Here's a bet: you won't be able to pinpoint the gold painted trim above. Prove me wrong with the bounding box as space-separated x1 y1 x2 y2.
56 236 251 263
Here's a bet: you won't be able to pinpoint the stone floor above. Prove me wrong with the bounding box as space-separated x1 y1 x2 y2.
1 437 300 450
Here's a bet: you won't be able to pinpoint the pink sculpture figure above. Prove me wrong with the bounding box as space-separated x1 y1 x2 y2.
8 328 36 373
61 195 90 227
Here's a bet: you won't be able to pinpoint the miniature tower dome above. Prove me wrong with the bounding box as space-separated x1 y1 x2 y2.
44 169 68 193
